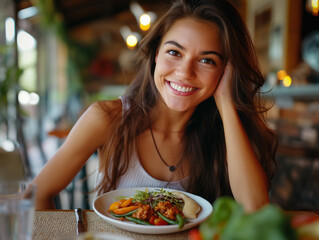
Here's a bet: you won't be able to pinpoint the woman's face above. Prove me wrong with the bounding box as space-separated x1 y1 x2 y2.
154 18 225 112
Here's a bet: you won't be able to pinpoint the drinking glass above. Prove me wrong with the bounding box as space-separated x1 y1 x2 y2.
0 181 36 240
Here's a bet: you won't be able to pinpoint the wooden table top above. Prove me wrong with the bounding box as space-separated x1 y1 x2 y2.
32 209 319 240
32 209 190 240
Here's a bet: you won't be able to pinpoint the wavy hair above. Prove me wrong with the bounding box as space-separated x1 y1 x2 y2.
97 0 277 203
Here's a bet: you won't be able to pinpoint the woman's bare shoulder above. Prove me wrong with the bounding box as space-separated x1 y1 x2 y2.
87 99 122 119
68 99 122 145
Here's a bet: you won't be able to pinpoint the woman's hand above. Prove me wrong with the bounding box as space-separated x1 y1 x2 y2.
213 61 234 115
214 61 233 101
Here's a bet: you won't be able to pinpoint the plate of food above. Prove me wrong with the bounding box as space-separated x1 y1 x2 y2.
93 187 213 234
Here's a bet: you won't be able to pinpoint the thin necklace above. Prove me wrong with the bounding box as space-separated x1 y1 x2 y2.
149 126 179 172
152 126 184 133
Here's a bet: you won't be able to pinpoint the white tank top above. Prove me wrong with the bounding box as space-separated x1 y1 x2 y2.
116 149 187 191
96 96 187 192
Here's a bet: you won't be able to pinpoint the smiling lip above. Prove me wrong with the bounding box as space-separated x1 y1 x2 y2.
167 81 198 95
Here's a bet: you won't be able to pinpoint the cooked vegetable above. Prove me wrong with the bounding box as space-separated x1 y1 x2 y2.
157 211 179 225
153 217 168 225
176 214 186 229
108 201 121 212
113 206 139 215
157 212 185 229
125 216 153 225
109 209 138 218
120 198 133 208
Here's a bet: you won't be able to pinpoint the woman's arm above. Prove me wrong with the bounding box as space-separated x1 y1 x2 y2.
32 101 115 210
214 62 269 212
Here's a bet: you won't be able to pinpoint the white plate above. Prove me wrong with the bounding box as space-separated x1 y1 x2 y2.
93 187 213 234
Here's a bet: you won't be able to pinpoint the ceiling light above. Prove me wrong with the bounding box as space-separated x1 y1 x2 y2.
120 26 141 49
306 0 319 16
126 35 138 48
140 13 151 31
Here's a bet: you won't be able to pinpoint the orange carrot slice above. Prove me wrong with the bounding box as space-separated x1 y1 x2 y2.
113 206 139 215
108 201 121 212
120 198 132 208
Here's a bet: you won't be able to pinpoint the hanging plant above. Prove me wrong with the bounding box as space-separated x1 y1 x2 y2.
36 0 67 41
35 0 98 94
0 50 23 136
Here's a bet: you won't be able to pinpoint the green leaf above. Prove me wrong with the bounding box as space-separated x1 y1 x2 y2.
210 196 242 225
199 197 298 240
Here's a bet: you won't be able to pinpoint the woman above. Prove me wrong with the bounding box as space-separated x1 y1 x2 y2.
33 0 277 212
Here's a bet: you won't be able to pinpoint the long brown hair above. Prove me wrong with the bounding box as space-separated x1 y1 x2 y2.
97 0 277 203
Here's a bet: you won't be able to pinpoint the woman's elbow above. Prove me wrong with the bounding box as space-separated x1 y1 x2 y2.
35 192 57 210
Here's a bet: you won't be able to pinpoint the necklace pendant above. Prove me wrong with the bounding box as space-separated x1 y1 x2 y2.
169 166 176 172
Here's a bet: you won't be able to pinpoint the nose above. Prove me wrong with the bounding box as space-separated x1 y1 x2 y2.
175 58 195 80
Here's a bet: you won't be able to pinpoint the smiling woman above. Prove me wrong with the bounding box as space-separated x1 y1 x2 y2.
32 0 277 213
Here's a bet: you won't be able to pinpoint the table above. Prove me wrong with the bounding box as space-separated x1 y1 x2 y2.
32 210 190 240
32 209 319 240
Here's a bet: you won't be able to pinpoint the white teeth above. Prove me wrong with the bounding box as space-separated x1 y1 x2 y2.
170 82 195 93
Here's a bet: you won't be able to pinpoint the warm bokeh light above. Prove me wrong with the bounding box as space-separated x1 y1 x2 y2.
306 0 319 16
139 14 151 31
283 75 292 87
126 34 138 48
277 70 287 80
140 13 151 26
312 0 319 15
140 23 150 31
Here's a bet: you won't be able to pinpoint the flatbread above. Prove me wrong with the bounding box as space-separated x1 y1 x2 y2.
172 191 201 219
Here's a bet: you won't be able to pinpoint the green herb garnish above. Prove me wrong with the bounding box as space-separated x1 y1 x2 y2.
133 188 184 209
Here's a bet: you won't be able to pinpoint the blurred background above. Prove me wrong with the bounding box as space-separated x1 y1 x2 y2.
0 0 318 210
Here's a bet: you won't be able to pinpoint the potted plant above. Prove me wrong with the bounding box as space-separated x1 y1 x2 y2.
0 58 23 138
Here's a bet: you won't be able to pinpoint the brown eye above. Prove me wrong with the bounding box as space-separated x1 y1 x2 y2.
200 58 216 65
168 50 181 57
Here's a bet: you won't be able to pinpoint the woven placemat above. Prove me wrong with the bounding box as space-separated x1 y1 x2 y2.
32 211 190 240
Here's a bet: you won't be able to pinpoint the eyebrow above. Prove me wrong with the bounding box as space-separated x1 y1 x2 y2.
164 40 224 61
